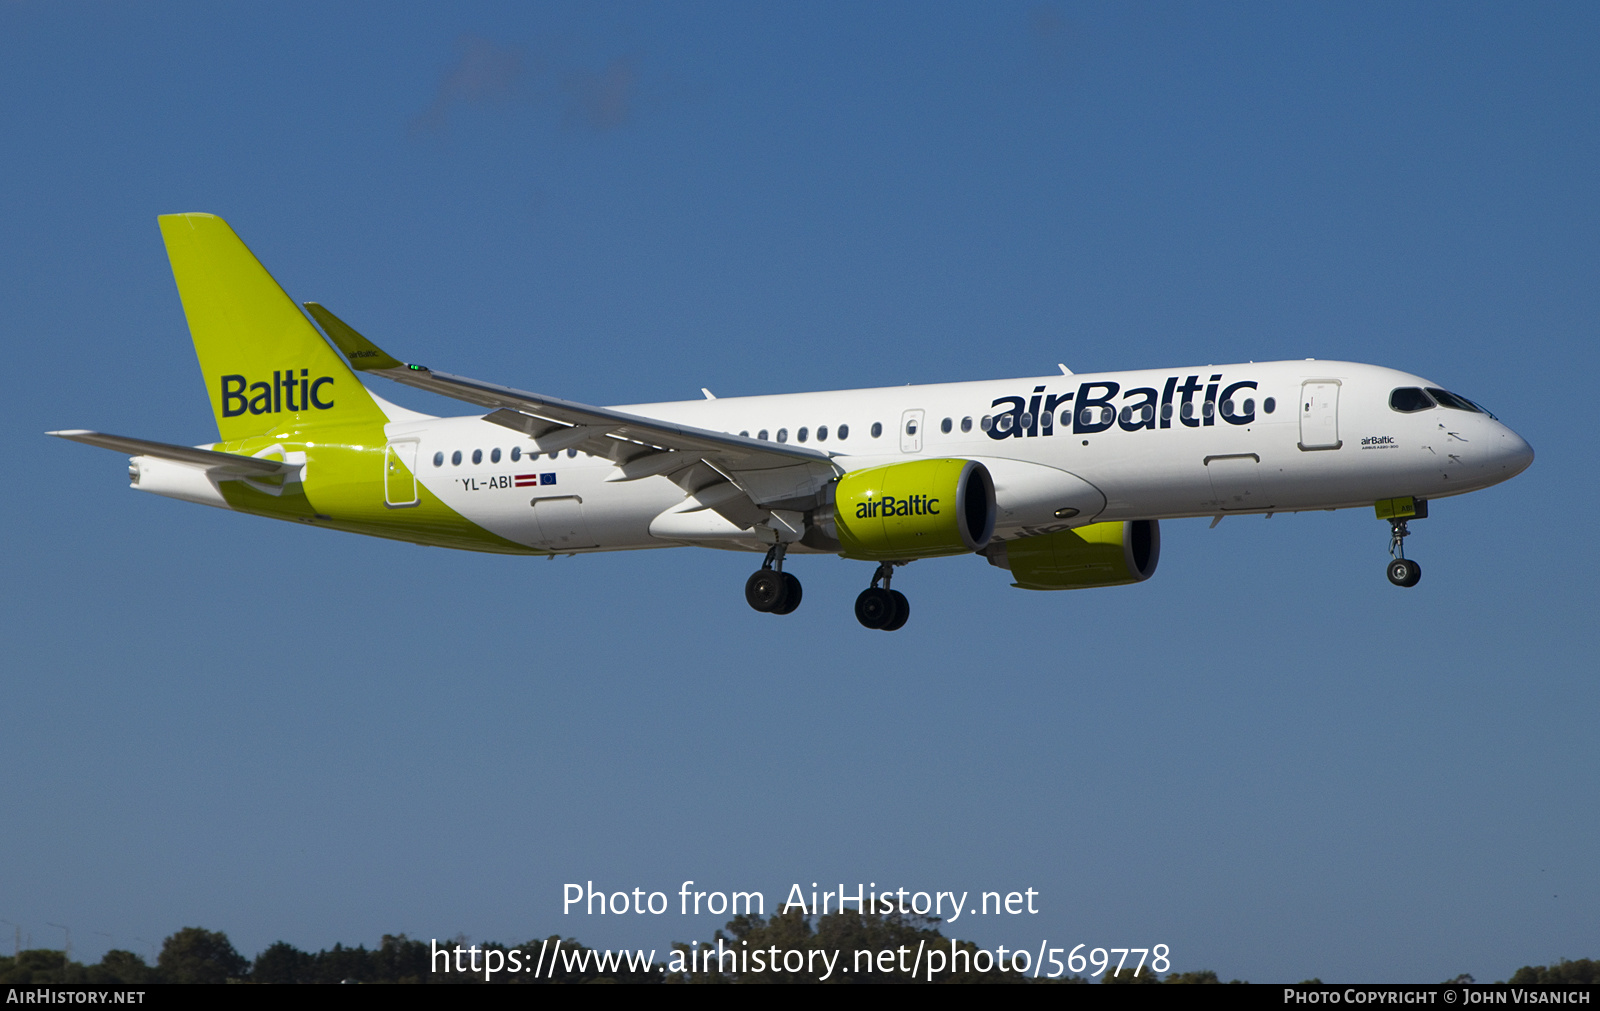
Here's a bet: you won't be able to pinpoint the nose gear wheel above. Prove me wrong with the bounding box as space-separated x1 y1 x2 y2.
1386 557 1421 587
1385 517 1422 587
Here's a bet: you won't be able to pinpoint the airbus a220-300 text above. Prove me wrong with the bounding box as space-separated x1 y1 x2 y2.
52 215 1535 629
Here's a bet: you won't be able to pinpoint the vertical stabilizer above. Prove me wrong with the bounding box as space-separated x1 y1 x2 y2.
158 213 387 441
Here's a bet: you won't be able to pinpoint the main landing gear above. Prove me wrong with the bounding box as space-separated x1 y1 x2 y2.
743 550 911 629
1385 517 1422 588
745 543 802 615
855 562 910 632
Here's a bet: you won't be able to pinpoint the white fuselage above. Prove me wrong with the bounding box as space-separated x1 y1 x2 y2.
377 360 1533 555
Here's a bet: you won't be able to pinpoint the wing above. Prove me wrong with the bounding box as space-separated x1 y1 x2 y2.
305 303 841 525
47 430 295 477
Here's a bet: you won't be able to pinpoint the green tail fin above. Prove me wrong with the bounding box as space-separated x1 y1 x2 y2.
158 213 388 441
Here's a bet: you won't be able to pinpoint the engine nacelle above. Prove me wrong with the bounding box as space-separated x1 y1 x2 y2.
988 519 1160 590
830 459 996 561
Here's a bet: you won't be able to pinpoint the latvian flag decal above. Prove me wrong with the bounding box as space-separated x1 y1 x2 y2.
516 473 557 487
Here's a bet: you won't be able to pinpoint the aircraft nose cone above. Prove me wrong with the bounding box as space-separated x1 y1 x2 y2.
1498 428 1535 477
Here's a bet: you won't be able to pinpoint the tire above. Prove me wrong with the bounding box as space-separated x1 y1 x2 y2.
1386 558 1421 588
772 573 803 615
880 590 910 631
1401 559 1421 587
746 570 788 612
855 587 893 629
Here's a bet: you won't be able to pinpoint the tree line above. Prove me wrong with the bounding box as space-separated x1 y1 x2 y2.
1 913 1592 984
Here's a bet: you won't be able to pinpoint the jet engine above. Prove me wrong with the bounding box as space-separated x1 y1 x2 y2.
825 459 996 561
987 520 1160 590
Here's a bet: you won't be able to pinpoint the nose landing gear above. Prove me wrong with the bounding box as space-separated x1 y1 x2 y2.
855 561 910 631
1378 497 1427 588
1386 552 1421 588
745 543 802 615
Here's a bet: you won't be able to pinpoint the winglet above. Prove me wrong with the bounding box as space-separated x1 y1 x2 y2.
304 302 408 371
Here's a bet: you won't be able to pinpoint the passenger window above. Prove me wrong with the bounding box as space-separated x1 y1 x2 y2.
1161 403 1173 421
961 417 972 432
1202 401 1214 419
758 430 768 441
568 448 577 458
739 430 749 438
511 446 521 462
871 422 883 438
838 424 849 440
1180 402 1194 420
940 417 952 434
472 449 483 464
1220 400 1234 417
906 419 918 435
451 450 462 466
1040 412 1052 431
1263 397 1276 414
981 415 993 431
1141 405 1154 423
1242 399 1254 416
433 451 444 467
817 425 828 441
797 427 808 442
777 428 788 443
491 448 501 463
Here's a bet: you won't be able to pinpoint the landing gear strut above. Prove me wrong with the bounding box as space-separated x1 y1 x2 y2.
855 561 910 631
745 543 802 614
1385 518 1422 588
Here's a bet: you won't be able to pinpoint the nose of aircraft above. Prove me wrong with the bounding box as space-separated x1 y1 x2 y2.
1494 425 1535 479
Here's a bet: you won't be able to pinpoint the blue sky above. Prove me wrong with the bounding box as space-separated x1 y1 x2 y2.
2 2 1595 982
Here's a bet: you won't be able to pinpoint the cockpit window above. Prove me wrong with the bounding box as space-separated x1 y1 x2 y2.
1389 387 1435 413
1425 388 1483 414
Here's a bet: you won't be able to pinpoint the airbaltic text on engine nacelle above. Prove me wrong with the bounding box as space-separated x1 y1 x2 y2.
828 459 996 561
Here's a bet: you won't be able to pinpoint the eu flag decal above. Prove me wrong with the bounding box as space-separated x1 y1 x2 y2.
540 473 557 485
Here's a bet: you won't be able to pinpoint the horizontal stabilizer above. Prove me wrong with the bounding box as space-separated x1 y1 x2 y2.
46 430 294 477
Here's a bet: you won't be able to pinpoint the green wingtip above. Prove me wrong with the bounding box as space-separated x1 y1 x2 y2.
304 302 406 371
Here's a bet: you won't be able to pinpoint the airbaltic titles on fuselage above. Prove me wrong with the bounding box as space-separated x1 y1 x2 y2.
984 374 1265 438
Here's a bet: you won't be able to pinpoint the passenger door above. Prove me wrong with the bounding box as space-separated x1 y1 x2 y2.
1298 381 1342 451
384 440 419 507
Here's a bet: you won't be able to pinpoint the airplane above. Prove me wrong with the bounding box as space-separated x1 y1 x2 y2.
51 214 1535 630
